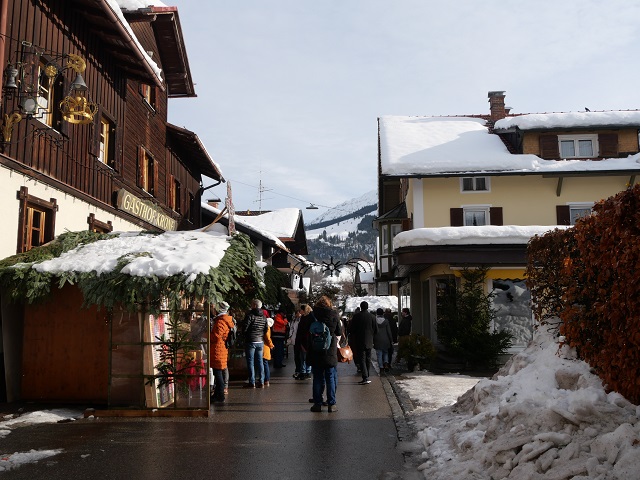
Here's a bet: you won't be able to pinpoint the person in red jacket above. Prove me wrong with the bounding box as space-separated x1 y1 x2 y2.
272 309 289 368
210 301 234 403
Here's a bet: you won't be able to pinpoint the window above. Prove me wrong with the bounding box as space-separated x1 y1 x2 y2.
17 187 57 253
141 83 156 110
463 206 490 226
461 177 489 192
558 134 598 159
137 148 155 196
188 192 196 224
569 203 593 225
169 175 181 213
98 115 116 168
379 222 401 274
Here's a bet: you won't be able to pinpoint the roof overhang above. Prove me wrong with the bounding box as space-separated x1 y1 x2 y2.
380 168 640 180
123 6 195 97
70 0 164 88
393 244 527 279
167 123 223 181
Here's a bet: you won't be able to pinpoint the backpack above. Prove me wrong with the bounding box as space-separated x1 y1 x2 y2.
225 319 237 349
309 315 332 352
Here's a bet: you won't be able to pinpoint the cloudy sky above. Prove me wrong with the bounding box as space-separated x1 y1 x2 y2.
166 0 640 220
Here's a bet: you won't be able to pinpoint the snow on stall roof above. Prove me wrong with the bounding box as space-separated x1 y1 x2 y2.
379 116 640 176
237 208 301 239
33 229 232 279
201 203 287 250
495 110 640 131
345 295 398 313
393 225 566 249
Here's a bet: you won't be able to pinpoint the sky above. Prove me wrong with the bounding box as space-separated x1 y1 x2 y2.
165 0 640 220
4 324 638 478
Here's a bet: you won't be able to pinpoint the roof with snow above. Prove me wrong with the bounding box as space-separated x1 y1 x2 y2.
34 228 233 278
201 203 287 250
494 110 640 131
393 225 567 249
379 115 640 177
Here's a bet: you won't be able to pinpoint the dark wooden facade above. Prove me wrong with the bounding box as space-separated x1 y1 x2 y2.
0 0 221 241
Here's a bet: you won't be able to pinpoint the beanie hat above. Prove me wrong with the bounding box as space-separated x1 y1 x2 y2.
376 308 384 316
217 301 230 313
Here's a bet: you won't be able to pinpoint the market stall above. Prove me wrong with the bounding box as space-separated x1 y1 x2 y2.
0 227 263 416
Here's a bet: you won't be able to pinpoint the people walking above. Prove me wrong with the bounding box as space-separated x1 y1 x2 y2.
307 296 342 412
261 316 275 387
272 309 289 368
295 304 313 380
210 301 234 403
242 299 269 388
398 308 412 338
374 308 393 373
348 301 377 385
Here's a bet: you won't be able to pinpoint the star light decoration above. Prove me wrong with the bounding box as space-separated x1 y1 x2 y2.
321 256 343 277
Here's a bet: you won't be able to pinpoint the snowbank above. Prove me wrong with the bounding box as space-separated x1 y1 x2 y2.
398 323 640 479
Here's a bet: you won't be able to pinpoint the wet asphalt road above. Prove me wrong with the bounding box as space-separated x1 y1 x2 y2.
0 361 410 480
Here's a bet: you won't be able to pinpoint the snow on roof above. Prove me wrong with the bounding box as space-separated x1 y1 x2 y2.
116 0 167 8
33 229 232 279
345 295 398 313
109 0 163 82
495 110 640 131
237 208 301 239
379 116 640 176
201 203 287 250
394 225 566 249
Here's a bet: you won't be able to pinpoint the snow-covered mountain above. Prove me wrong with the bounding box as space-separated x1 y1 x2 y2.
304 190 377 263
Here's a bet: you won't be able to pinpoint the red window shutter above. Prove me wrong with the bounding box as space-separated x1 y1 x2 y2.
450 208 463 226
598 133 618 158
168 174 175 209
556 205 570 225
490 207 503 226
539 135 559 159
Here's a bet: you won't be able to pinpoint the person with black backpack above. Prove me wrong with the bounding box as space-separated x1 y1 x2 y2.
307 295 342 413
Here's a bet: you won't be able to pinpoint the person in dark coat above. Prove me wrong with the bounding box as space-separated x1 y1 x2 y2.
348 301 378 384
242 298 269 388
294 304 314 380
398 308 412 337
307 296 342 412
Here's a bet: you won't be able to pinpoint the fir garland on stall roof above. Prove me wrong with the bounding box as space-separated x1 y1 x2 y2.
0 230 264 313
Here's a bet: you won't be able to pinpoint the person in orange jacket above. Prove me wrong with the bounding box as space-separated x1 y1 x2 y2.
272 309 289 368
210 301 235 403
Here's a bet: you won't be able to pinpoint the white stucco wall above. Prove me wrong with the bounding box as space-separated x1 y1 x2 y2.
0 166 143 259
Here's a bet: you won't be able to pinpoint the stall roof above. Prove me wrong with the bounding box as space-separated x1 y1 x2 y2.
33 227 233 278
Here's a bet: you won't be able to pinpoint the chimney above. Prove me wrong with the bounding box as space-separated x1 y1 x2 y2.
207 198 221 209
488 91 506 122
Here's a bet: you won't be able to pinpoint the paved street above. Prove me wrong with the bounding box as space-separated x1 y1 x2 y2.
0 361 407 480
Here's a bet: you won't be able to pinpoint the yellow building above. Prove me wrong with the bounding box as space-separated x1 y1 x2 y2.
376 91 640 354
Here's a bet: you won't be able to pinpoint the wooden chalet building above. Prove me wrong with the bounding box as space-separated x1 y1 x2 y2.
0 0 222 261
0 0 223 402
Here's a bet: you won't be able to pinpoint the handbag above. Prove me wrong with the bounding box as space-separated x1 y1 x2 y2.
337 345 353 363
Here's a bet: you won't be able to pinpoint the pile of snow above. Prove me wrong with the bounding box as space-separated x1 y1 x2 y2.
345 295 398 313
397 323 640 479
495 111 640 131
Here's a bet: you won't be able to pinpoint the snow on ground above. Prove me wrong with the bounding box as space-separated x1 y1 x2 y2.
394 323 640 480
0 409 84 471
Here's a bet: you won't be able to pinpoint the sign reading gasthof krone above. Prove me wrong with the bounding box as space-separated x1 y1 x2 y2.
117 189 178 231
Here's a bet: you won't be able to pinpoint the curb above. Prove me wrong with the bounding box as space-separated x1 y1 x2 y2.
380 369 415 444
